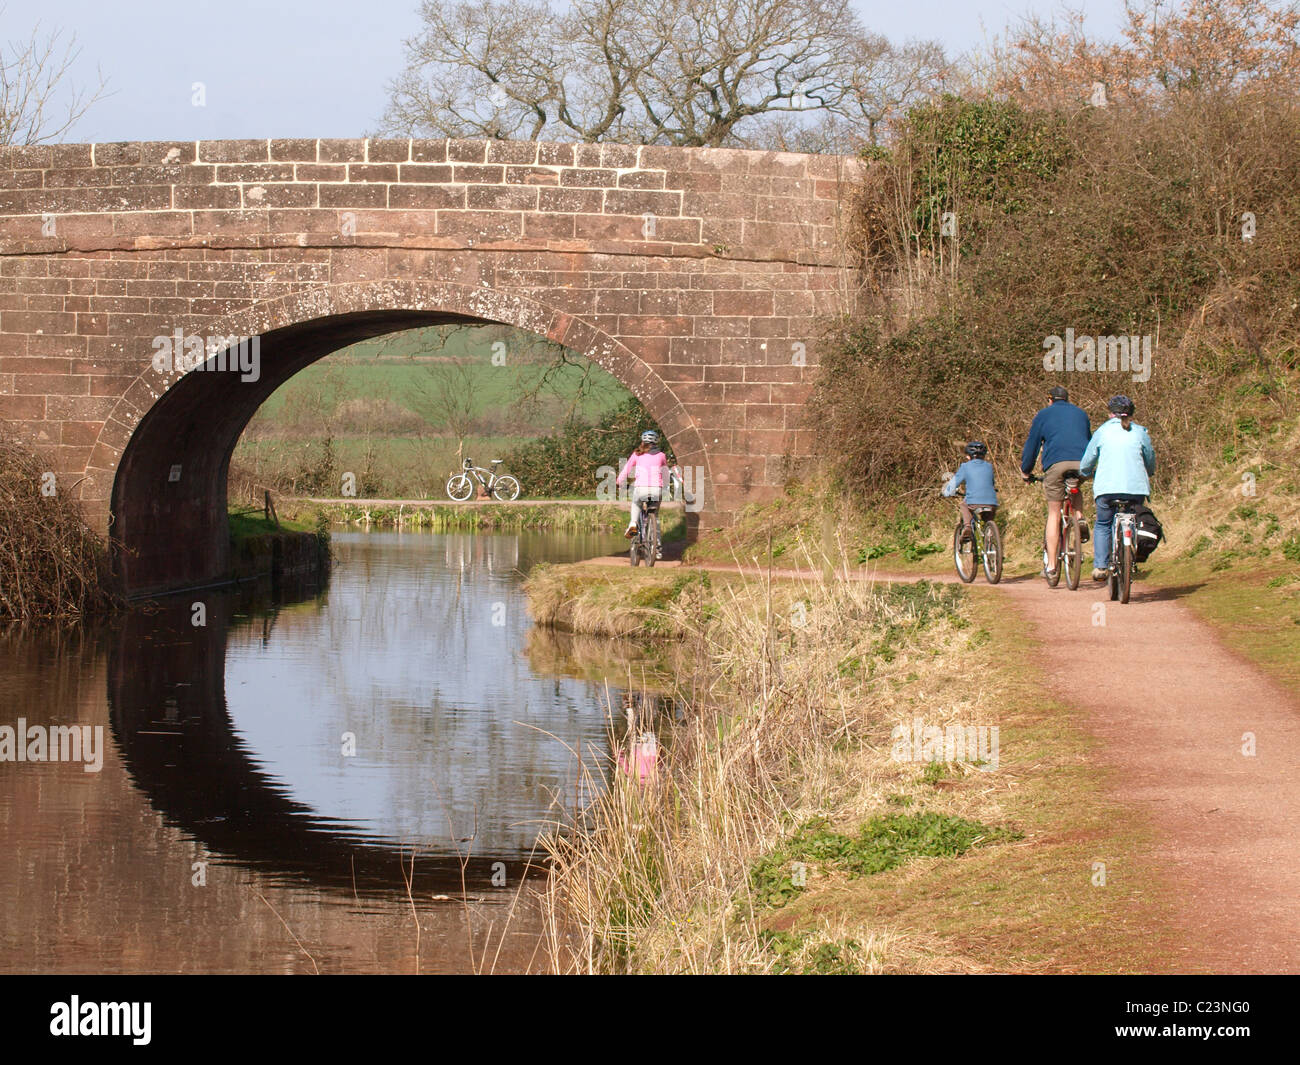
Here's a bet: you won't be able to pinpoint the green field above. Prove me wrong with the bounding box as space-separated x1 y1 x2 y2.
232 324 635 499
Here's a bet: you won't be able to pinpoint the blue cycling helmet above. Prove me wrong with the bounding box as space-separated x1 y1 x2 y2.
1107 395 1135 416
965 440 987 458
640 430 660 445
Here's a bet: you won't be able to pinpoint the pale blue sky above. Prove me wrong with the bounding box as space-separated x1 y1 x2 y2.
7 1 1129 143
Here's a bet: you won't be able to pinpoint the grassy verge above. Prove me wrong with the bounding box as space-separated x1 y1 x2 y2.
531 566 1168 973
684 477 1058 579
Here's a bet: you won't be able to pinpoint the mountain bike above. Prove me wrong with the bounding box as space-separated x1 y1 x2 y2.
1028 470 1088 590
629 491 661 568
445 458 521 502
952 500 1001 584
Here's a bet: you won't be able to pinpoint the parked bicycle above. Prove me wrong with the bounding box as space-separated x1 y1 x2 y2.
951 496 1002 584
445 458 521 502
1027 471 1088 590
629 490 661 567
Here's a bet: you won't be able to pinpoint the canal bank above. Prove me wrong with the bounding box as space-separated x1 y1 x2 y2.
525 562 1174 975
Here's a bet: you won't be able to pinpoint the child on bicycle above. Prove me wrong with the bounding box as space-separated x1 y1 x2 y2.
616 430 668 539
942 441 998 541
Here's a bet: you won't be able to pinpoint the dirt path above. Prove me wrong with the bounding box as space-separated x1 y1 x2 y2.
579 552 1300 973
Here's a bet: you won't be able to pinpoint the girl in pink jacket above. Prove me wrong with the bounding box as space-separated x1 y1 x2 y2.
617 430 668 537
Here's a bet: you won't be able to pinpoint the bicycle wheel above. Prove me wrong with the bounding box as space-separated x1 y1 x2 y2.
446 474 474 502
492 475 520 502
1119 537 1133 604
1064 516 1082 590
952 521 976 583
645 512 659 568
981 521 1003 584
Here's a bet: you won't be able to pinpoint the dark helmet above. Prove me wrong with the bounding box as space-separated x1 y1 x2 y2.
965 440 988 458
1048 385 1069 401
1107 394 1135 417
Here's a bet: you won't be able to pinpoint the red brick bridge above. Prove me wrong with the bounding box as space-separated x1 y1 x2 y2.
0 137 860 595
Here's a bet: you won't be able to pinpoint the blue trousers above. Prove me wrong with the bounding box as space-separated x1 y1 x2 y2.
1093 494 1146 568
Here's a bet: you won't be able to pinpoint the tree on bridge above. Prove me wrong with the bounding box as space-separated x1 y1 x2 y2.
379 0 946 149
1 16 105 146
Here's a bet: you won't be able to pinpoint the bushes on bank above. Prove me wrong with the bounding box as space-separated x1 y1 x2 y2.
813 88 1300 501
503 397 671 499
0 438 116 619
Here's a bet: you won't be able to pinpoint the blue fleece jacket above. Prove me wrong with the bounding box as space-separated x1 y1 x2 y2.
942 459 998 506
1079 417 1156 497
1020 401 1091 474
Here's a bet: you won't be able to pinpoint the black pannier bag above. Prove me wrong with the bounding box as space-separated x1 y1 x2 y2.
1132 503 1165 562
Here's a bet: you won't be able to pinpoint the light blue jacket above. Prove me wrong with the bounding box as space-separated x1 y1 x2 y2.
1079 417 1155 497
942 458 998 506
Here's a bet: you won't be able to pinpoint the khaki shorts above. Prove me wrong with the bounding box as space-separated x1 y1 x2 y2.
1042 461 1082 502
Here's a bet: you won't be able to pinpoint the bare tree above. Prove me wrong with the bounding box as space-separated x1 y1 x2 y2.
380 0 944 148
411 354 481 469
971 0 1300 109
1 13 106 146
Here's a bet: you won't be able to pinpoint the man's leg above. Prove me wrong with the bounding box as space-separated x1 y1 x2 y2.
1093 495 1116 578
1045 499 1063 573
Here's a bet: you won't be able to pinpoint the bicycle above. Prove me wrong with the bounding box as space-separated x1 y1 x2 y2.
1027 471 1088 590
1106 500 1141 604
445 458 521 502
951 498 1002 584
629 491 661 568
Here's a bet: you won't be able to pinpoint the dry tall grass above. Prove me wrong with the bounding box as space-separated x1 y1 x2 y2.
0 437 116 619
535 556 979 973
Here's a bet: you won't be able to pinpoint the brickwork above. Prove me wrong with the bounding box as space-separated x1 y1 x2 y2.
0 138 861 594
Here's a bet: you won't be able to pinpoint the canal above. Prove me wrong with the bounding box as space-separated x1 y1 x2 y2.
0 529 653 974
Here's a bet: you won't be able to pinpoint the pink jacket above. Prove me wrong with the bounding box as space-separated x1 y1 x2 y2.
618 450 667 489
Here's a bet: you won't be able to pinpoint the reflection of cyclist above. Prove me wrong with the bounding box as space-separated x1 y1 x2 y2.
617 430 668 539
1020 385 1092 581
1079 395 1155 582
942 441 998 541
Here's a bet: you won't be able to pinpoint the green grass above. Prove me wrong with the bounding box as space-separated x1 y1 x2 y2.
252 359 628 426
227 508 316 541
750 812 1022 910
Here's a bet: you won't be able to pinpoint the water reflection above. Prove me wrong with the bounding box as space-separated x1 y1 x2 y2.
109 531 635 892
0 528 662 973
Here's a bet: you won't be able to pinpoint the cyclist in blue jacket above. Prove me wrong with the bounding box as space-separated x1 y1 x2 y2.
942 441 998 541
1079 395 1156 581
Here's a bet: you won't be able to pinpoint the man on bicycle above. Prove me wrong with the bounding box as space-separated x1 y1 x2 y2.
617 430 668 539
1020 385 1091 580
1078 395 1156 582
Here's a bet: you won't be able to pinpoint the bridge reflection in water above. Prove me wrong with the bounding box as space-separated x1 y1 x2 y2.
2 529 656 973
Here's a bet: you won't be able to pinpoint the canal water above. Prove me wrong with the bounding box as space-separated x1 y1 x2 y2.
0 529 653 974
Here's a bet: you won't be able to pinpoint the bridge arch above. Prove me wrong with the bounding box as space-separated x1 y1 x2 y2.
104 281 709 595
1 136 863 595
